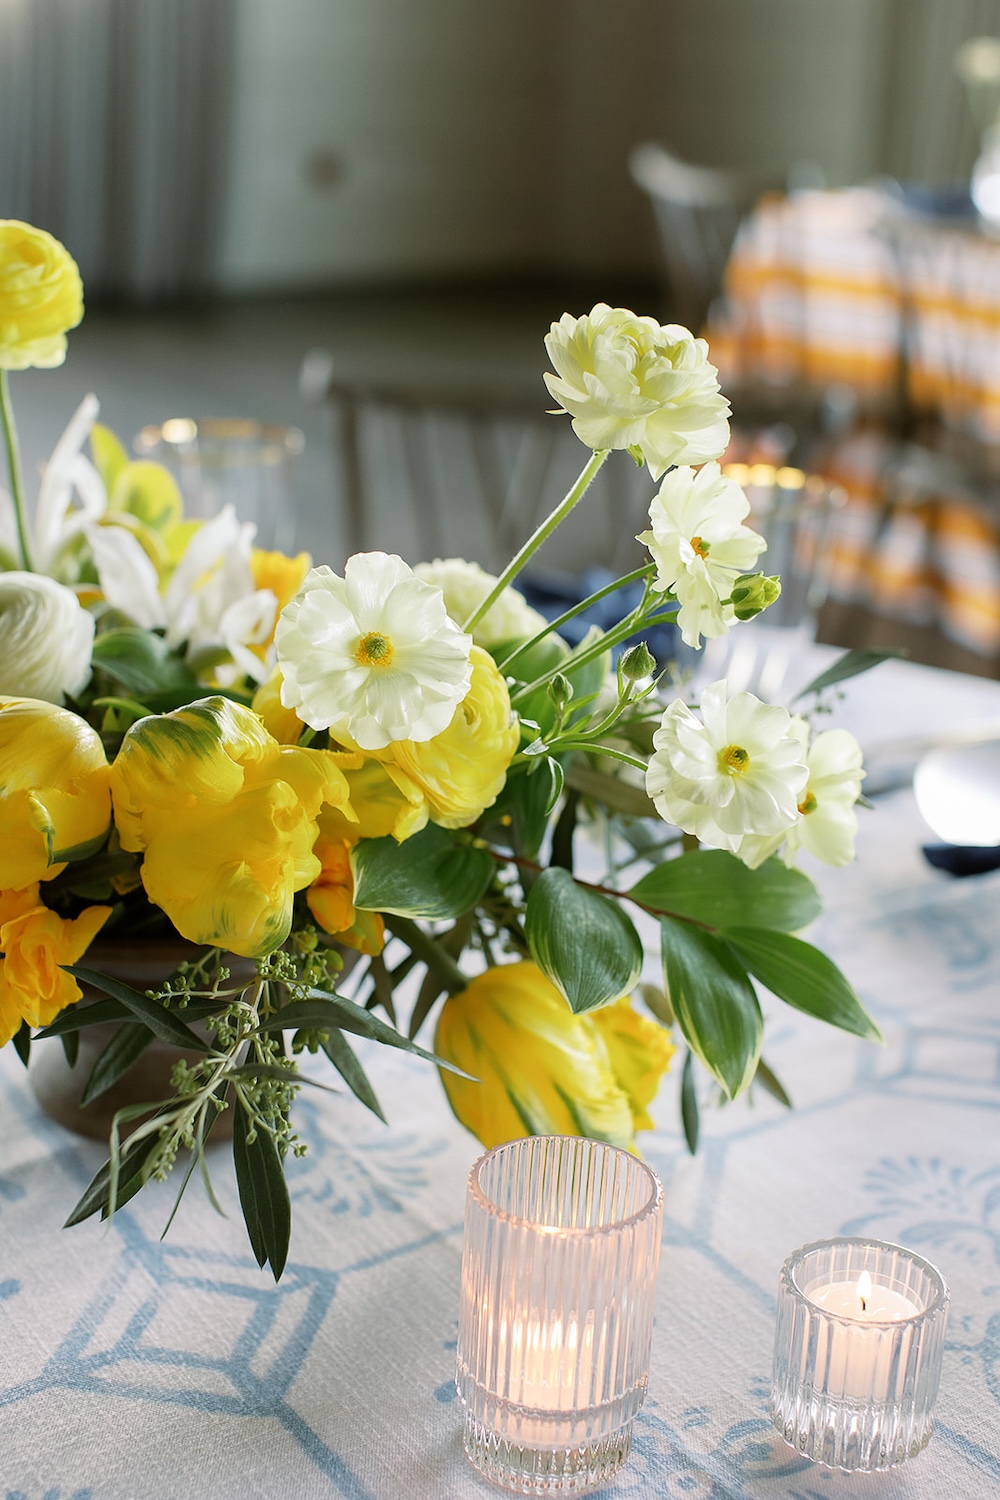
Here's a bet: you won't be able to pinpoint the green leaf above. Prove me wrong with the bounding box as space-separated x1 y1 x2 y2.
62 966 210 1052
351 823 494 920
680 1048 699 1155
482 758 561 860
721 927 882 1041
61 1031 80 1069
80 1023 155 1106
257 992 474 1077
525 867 644 1014
90 627 200 708
754 1055 793 1109
320 1029 386 1123
659 916 762 1099
794 648 900 701
629 850 821 933
12 1022 30 1068
64 1129 162 1226
35 997 130 1038
50 828 111 864
232 1107 291 1280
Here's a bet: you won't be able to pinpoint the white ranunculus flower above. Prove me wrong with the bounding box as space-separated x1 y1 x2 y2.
738 722 866 869
646 679 808 859
275 551 473 750
413 557 547 647
0 571 94 702
543 304 731 478
637 461 767 648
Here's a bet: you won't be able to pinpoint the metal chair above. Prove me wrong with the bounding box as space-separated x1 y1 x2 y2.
628 141 781 333
299 348 655 576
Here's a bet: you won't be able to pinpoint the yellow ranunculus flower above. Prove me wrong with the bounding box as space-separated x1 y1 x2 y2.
434 961 674 1151
320 758 428 844
252 550 313 627
0 221 84 370
306 833 385 956
376 646 518 829
109 697 357 958
0 884 111 1046
0 698 112 890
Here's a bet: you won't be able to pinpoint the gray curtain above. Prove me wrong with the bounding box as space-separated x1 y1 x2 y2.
0 0 236 302
879 0 1000 185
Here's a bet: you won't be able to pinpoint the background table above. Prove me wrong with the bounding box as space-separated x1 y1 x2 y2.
2 655 1000 1500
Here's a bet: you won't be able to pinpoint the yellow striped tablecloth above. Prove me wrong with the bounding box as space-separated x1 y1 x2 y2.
710 189 1000 664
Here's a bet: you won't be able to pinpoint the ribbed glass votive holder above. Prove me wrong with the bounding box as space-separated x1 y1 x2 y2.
771 1237 950 1472
456 1135 664 1494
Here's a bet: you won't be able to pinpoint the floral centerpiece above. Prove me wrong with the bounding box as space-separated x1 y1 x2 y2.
0 221 880 1279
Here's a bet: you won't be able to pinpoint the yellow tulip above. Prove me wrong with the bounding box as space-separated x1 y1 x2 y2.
0 884 111 1046
319 757 428 844
251 668 308 745
377 646 518 829
0 698 112 890
109 696 357 958
0 221 83 370
434 961 674 1151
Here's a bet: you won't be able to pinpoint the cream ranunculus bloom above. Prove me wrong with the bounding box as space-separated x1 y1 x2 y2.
110 696 357 958
0 697 112 889
375 646 519 829
274 552 473 750
544 304 731 477
434 961 674 1150
637 461 767 648
0 572 94 702
646 679 808 860
413 557 547 647
0 220 84 370
0 884 111 1046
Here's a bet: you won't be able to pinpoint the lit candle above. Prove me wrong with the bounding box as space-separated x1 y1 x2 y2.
808 1269 920 1400
771 1238 950 1472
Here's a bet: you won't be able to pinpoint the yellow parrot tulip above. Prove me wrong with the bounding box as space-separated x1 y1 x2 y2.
0 697 111 890
434 961 674 1151
109 696 356 958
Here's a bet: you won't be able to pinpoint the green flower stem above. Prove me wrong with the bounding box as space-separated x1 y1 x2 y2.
0 370 32 571
497 563 655 672
535 741 647 772
510 602 679 707
463 448 610 632
384 914 468 996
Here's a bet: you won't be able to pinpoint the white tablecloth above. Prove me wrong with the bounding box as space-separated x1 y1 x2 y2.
2 657 999 1500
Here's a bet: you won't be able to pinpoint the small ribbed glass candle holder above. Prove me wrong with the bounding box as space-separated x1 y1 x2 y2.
771 1237 950 1472
456 1135 664 1494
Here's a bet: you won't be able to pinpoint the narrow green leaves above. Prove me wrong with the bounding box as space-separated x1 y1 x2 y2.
232 1107 291 1281
721 927 882 1041
320 1028 386 1123
629 849 821 933
80 1023 154 1105
258 992 472 1077
680 1049 699 1155
64 1129 162 1226
525 867 643 1014
62 967 209 1051
659 916 762 1099
794 648 900 701
351 824 494 920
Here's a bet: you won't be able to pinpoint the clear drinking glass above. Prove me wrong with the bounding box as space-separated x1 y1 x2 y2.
134 417 305 553
771 1237 950 1472
456 1135 664 1494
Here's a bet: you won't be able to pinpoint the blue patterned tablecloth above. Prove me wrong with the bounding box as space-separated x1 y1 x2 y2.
1 658 999 1500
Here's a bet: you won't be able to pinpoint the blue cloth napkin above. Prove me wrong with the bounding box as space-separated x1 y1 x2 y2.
922 842 1000 877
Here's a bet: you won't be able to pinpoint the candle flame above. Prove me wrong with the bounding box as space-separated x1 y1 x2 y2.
857 1269 873 1313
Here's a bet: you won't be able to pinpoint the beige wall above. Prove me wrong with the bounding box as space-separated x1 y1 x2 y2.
215 0 898 291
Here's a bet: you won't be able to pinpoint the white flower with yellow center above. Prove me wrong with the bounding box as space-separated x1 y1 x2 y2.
740 722 865 869
543 304 731 478
413 557 547 647
637 461 767 648
646 679 808 858
275 551 473 750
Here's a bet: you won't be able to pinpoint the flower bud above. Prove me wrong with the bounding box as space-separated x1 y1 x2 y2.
729 572 782 621
619 641 657 681
547 671 573 708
